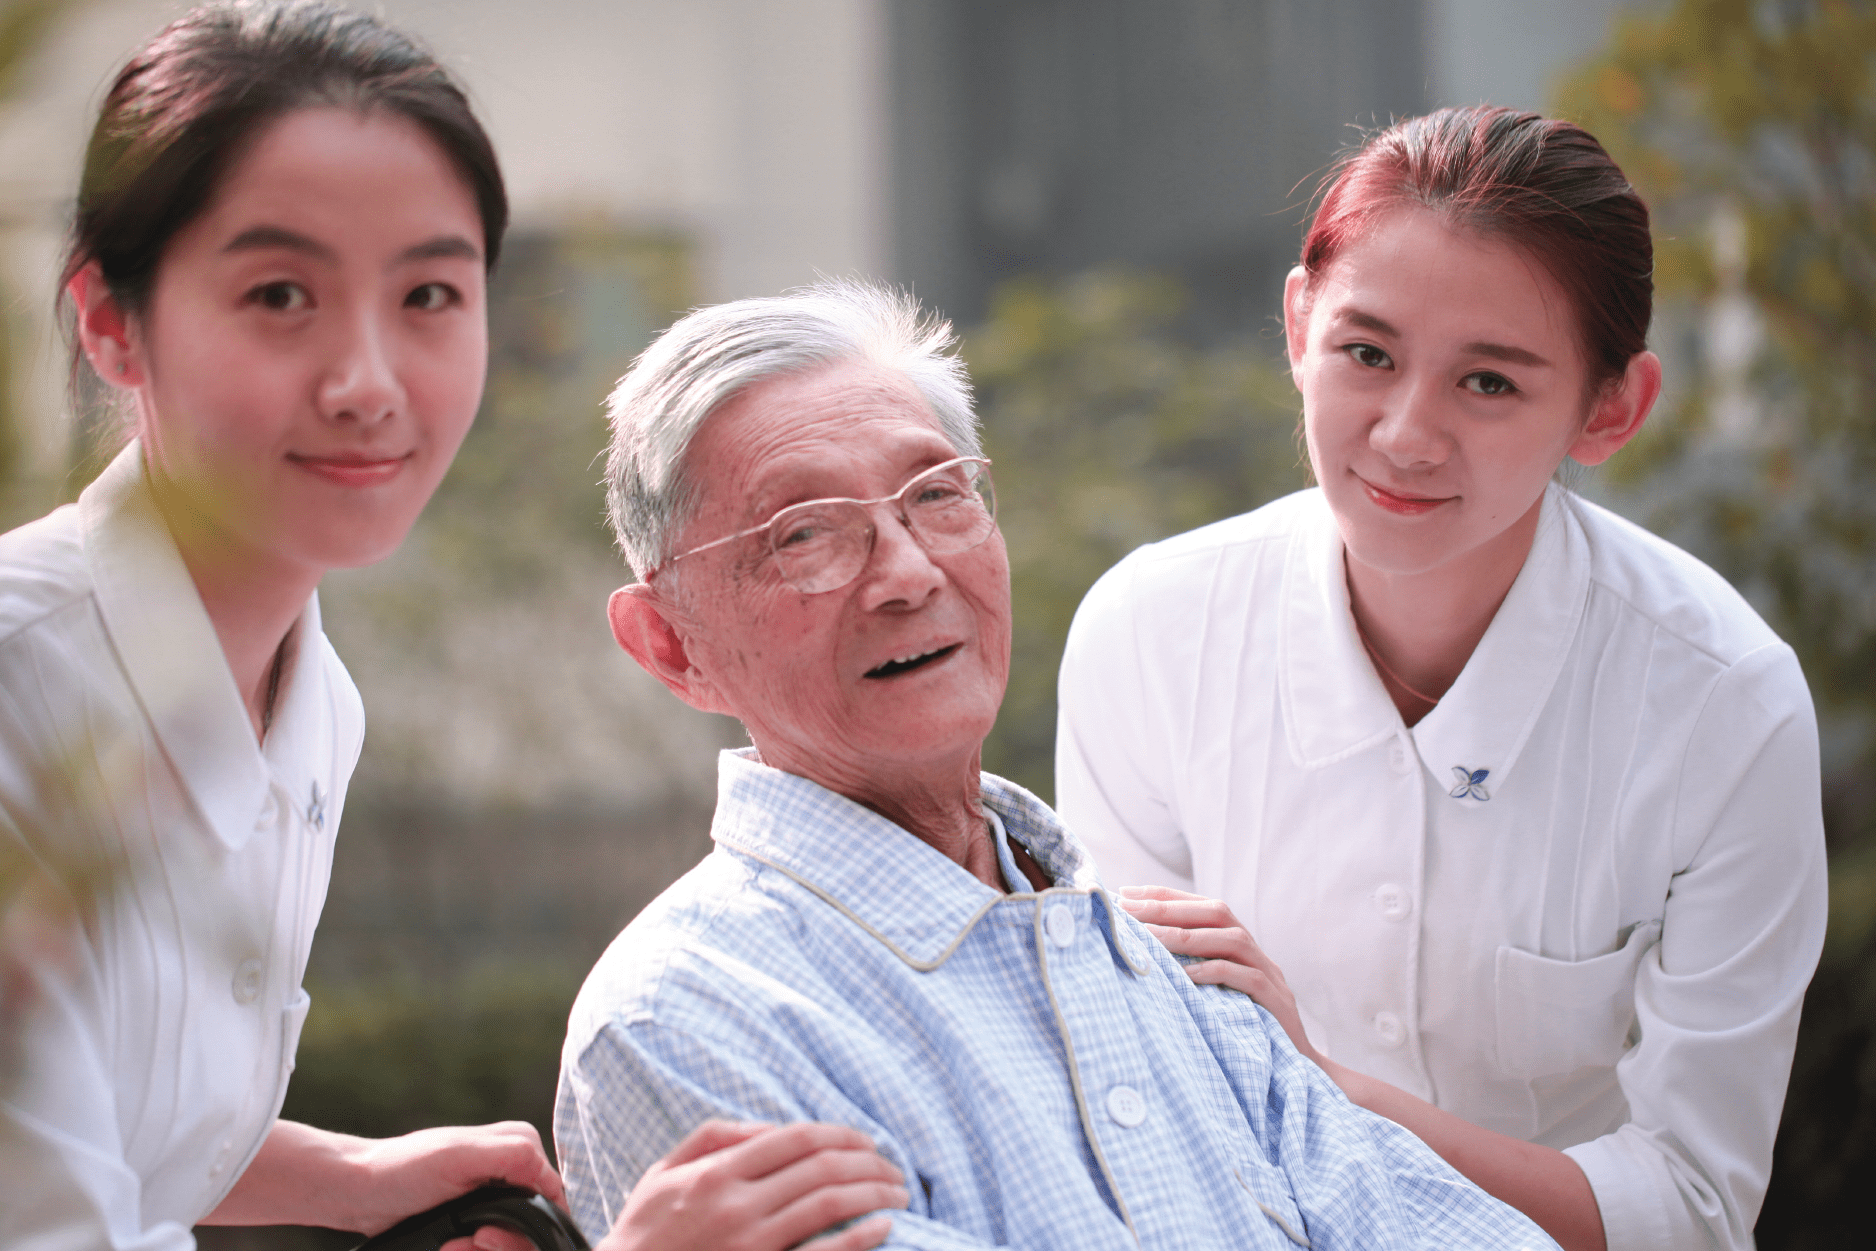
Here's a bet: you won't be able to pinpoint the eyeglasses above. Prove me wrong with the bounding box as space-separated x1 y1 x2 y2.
646 456 997 594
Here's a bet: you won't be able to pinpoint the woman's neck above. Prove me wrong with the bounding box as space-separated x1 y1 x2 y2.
1344 494 1544 727
148 473 321 743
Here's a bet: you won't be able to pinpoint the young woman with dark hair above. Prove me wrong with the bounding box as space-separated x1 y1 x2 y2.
1057 106 1826 1251
0 4 902 1249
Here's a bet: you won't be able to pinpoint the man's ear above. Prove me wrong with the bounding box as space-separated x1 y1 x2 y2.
1282 266 1311 385
607 584 736 716
67 263 145 388
1569 350 1662 467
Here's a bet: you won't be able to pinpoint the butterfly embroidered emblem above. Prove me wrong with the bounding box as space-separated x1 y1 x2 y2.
307 779 326 831
1449 767 1491 802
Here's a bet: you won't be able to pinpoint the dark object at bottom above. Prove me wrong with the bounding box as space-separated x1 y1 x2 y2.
351 1186 590 1251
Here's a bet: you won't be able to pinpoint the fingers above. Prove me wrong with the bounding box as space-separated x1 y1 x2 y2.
465 1227 534 1251
800 1213 896 1250
1115 891 1244 930
1117 884 1205 901
471 1122 565 1207
1185 957 1276 1000
722 1121 889 1182
658 1119 771 1170
761 1177 909 1250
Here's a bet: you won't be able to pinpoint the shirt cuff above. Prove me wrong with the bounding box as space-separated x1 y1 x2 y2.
1565 1133 1692 1251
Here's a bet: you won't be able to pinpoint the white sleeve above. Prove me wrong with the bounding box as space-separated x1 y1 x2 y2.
1054 553 1195 891
1563 643 1828 1251
0 683 193 1251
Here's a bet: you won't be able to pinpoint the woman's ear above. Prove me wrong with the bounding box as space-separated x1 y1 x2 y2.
607 583 736 716
1570 350 1663 467
67 263 145 388
1282 266 1311 383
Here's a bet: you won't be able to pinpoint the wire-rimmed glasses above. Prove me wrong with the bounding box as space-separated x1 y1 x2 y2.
645 456 997 594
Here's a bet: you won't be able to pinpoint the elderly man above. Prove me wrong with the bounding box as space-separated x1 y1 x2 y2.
554 280 1556 1250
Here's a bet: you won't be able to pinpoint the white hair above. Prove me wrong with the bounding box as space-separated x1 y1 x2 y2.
603 278 980 579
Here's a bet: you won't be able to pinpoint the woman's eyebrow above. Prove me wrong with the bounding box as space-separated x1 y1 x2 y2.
397 234 481 264
216 227 479 267
1462 341 1552 368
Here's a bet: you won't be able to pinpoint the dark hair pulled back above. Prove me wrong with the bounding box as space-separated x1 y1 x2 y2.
62 0 507 316
1301 106 1652 388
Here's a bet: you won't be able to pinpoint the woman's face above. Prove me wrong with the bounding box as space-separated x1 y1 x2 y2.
1285 207 1648 583
125 106 487 574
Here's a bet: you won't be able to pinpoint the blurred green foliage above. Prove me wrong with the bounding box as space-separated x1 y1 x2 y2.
966 271 1306 798
281 963 582 1147
1557 2 1876 1243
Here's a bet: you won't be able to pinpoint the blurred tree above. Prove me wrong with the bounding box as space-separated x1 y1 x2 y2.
1557 2 1876 1244
0 0 83 524
964 271 1306 799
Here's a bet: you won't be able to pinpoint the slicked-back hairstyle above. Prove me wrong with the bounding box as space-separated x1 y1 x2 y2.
604 279 979 579
61 0 506 317
1301 105 1653 388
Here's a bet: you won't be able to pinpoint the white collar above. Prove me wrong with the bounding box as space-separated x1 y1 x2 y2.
79 442 323 851
1280 485 1591 797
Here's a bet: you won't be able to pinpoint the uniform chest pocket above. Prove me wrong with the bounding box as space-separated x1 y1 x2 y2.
1493 920 1661 1081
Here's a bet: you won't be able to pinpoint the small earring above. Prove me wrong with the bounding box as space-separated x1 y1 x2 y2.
116 361 127 375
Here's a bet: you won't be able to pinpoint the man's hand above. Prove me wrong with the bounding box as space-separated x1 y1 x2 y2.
596 1119 908 1251
1116 886 1328 1067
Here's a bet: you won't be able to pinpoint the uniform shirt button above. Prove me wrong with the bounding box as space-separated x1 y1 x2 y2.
1373 1011 1406 1047
1373 884 1411 921
1388 740 1412 775
1106 1084 1146 1127
232 957 264 1005
1045 903 1076 948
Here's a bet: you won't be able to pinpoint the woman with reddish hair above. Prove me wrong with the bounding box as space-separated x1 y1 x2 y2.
1057 106 1825 1251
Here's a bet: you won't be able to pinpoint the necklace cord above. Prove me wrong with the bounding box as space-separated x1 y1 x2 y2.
1353 618 1442 707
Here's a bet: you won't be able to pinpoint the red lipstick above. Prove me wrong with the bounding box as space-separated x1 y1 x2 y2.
1359 477 1452 516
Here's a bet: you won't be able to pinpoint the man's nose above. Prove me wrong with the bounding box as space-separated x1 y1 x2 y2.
856 504 944 610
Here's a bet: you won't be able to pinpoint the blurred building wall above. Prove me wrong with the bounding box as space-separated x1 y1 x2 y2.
885 0 1649 338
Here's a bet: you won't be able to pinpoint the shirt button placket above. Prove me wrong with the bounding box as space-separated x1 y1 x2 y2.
232 957 263 1005
1105 1084 1146 1127
1045 902 1076 949
1373 1011 1406 1048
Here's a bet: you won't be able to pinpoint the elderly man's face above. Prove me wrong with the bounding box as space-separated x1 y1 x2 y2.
649 359 1012 789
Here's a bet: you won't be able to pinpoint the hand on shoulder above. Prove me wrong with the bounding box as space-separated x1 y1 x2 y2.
595 1119 907 1251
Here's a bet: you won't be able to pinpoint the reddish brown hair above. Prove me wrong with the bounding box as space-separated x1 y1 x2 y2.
1300 106 1652 387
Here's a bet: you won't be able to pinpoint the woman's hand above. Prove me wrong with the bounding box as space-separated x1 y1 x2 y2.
595 1119 908 1251
203 1119 561 1244
1116 886 1327 1068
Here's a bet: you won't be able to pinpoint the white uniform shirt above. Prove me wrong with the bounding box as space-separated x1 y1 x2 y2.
1056 485 1827 1251
0 443 364 1250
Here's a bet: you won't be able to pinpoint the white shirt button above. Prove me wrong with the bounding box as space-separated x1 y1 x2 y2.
208 1138 233 1178
1045 903 1076 948
1105 1084 1146 1127
232 957 263 1005
1388 740 1412 775
1373 884 1411 921
1373 1011 1405 1047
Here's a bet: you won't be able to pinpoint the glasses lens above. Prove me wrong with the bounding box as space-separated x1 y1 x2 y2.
905 461 996 553
768 502 872 593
